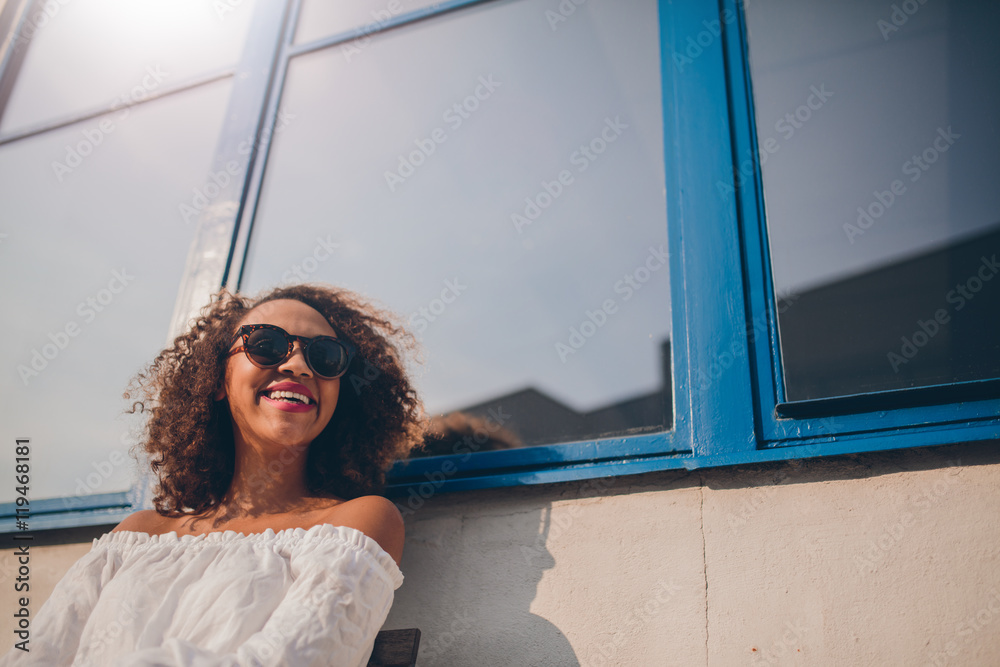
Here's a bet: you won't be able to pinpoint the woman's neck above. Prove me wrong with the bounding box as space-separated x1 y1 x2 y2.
219 440 324 518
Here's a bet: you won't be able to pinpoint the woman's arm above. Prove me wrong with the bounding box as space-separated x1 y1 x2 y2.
0 540 117 666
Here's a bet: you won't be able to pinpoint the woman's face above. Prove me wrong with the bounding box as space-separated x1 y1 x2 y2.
220 299 342 453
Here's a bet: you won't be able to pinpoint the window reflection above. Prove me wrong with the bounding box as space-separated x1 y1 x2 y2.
0 80 233 503
1 0 255 134
244 0 672 450
745 0 1000 400
295 0 451 45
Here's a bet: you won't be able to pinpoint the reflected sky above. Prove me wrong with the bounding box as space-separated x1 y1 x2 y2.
0 81 232 502
746 0 1000 398
0 0 255 134
242 0 670 415
746 0 1000 294
295 0 447 45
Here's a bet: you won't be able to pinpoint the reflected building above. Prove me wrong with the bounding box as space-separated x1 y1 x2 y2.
779 223 1000 401
414 340 672 454
417 219 1000 451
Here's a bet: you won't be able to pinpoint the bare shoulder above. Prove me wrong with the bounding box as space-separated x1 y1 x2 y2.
325 495 405 566
111 509 172 534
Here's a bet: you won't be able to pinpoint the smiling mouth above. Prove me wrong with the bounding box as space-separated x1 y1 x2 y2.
261 390 315 406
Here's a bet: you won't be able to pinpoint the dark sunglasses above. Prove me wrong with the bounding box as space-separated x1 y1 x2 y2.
228 324 355 379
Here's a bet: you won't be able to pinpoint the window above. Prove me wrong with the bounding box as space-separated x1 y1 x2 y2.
0 0 257 525
239 0 674 467
732 0 1000 435
2 0 996 529
745 0 1000 400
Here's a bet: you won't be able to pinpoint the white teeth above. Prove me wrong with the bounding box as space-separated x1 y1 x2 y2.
265 390 313 405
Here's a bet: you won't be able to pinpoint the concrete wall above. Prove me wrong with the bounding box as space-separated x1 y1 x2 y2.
3 441 999 665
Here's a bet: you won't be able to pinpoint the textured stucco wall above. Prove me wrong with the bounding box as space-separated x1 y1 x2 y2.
387 440 1000 666
2 441 999 665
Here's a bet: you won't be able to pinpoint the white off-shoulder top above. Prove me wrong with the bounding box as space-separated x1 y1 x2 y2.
1 524 403 667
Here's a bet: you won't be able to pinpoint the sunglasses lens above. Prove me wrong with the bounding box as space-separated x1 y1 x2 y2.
239 326 351 377
245 328 288 366
308 340 351 378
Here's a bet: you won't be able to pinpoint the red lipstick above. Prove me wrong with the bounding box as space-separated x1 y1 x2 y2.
259 381 317 412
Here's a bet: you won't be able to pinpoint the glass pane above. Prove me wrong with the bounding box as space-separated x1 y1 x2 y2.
0 79 233 503
295 0 445 45
745 0 1000 401
0 0 255 134
245 0 671 453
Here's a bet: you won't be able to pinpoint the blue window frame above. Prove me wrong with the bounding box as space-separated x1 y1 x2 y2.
234 0 689 492
386 0 998 492
719 0 1000 450
2 0 997 533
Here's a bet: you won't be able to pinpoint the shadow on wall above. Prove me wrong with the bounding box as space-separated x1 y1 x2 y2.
390 499 580 666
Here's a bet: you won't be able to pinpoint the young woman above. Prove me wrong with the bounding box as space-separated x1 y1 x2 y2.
2 284 425 666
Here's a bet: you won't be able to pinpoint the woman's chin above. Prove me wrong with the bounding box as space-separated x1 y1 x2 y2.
240 422 317 451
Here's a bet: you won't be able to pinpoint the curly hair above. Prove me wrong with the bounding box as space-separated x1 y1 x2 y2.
126 284 426 515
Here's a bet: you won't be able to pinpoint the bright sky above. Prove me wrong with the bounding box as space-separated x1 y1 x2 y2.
240 0 671 415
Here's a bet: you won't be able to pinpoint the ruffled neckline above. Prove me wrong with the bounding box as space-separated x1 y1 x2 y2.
96 523 402 584
101 521 354 544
